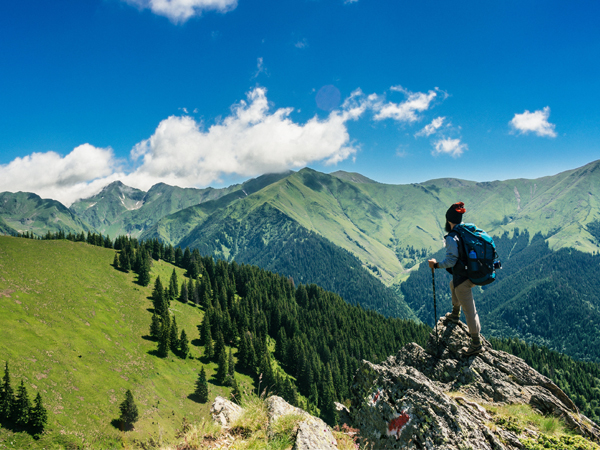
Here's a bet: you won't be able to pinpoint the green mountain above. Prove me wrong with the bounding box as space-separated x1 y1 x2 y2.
144 161 600 288
3 161 600 344
70 173 291 239
0 191 91 236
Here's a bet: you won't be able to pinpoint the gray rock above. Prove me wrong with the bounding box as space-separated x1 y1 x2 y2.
210 395 243 428
210 395 339 449
293 418 338 450
349 318 600 449
266 395 310 423
265 395 338 450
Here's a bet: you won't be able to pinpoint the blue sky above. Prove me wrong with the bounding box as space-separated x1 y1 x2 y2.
1 0 599 205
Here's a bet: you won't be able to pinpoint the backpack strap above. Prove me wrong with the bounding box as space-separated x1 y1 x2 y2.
446 229 466 262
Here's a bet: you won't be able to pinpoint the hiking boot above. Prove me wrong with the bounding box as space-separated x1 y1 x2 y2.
444 312 460 324
464 334 484 356
444 307 461 324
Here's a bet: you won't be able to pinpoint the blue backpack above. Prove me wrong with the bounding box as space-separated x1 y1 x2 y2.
452 223 499 285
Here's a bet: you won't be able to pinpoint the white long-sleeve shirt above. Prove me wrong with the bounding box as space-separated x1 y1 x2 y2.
437 233 460 269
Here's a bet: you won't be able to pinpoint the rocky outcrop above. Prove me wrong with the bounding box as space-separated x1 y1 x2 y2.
210 396 243 427
350 318 600 449
265 395 338 449
210 395 338 449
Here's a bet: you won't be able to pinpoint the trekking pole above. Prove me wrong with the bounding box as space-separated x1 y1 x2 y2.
431 267 439 350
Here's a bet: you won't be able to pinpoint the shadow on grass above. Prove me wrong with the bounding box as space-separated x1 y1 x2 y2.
191 338 202 347
141 335 155 342
147 349 164 357
0 419 45 440
187 393 208 404
146 308 155 314
198 355 213 365
110 418 134 431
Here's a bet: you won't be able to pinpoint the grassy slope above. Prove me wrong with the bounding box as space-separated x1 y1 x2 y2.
0 236 253 448
0 192 91 237
140 172 293 246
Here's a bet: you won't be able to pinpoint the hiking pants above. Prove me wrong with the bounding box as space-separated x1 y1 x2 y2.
450 279 481 336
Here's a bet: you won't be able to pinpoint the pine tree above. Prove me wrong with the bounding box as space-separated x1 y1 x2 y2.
164 286 170 308
192 279 200 306
169 269 179 301
157 319 170 358
320 367 338 426
189 260 199 280
137 253 151 287
194 367 209 403
216 349 228 385
119 251 131 273
113 252 119 269
309 383 319 411
202 285 212 309
179 281 188 303
246 334 257 374
169 316 179 353
175 247 183 267
225 348 235 386
0 361 14 421
214 330 225 362
152 277 166 316
118 389 139 431
200 314 211 345
13 379 31 426
179 329 189 359
29 392 47 434
149 313 161 340
204 327 214 360
275 327 288 363
283 377 298 407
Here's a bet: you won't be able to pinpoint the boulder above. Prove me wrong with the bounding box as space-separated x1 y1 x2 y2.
349 318 600 449
266 395 337 450
210 395 338 449
210 396 243 427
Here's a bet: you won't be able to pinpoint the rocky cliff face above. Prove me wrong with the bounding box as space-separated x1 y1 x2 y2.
349 318 600 449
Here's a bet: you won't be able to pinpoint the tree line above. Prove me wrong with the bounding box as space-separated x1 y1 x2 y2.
109 242 431 425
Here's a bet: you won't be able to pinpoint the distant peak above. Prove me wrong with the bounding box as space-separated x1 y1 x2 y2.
330 171 376 184
101 180 125 191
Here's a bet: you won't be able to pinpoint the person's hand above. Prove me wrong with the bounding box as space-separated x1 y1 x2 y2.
428 259 437 269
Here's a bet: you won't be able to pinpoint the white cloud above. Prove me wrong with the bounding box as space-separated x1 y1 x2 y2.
344 0 359 3
372 86 438 123
509 106 557 138
415 116 445 137
252 57 267 79
295 39 308 49
432 138 467 158
124 87 362 190
0 144 124 206
122 0 237 23
1 84 450 205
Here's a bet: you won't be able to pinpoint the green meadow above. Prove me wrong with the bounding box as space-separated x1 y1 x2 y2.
0 236 252 449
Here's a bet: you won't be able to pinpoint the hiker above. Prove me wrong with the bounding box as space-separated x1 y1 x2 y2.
428 202 483 356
